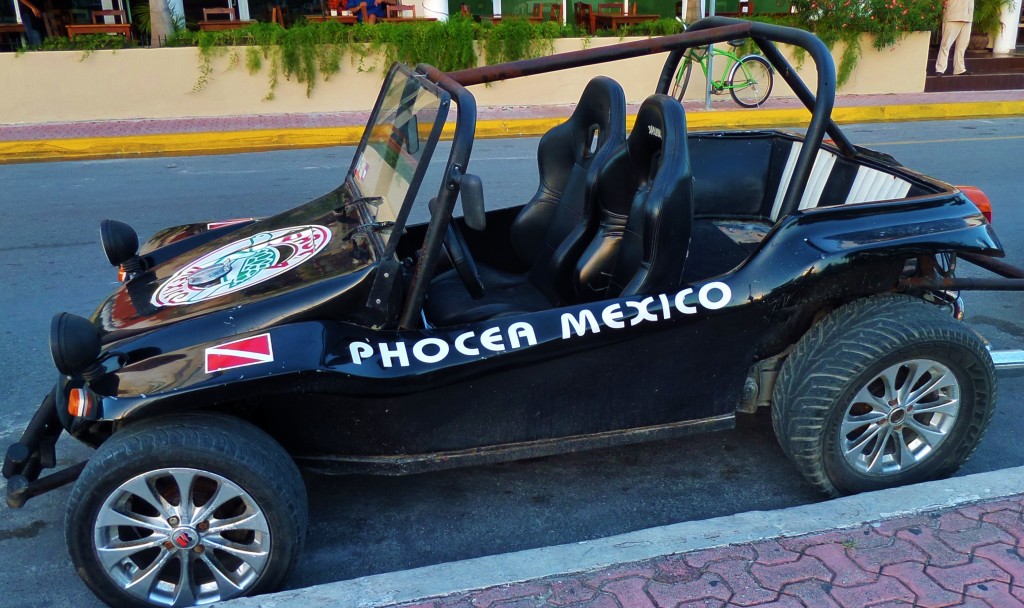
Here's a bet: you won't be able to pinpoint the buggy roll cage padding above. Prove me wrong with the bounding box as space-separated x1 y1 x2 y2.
446 17 856 225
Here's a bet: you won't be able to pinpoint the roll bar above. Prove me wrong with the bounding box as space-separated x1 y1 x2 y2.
446 17 857 221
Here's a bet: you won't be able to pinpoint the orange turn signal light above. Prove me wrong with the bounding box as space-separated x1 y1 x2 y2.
117 266 127 282
68 388 94 418
958 186 992 223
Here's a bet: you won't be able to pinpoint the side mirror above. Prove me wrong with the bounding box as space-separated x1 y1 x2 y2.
459 173 486 231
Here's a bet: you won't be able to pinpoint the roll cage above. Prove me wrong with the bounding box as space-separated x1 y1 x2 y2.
397 17 857 330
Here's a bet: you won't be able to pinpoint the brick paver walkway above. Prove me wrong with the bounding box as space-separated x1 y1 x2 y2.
392 495 1024 608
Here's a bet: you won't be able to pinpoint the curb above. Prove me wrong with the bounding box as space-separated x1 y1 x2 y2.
4 100 1024 164
223 466 1024 608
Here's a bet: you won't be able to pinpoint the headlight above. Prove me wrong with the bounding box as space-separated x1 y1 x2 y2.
100 219 139 267
49 313 101 379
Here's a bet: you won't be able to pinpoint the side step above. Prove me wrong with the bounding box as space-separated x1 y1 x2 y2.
991 349 1024 370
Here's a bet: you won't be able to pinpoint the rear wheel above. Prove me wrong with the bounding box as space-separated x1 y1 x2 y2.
772 295 996 497
728 55 773 108
66 413 307 607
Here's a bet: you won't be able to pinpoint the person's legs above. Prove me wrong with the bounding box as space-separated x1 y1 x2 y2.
22 14 42 46
952 20 971 74
935 19 958 74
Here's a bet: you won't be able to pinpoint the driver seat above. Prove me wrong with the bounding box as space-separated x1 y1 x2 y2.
425 76 627 326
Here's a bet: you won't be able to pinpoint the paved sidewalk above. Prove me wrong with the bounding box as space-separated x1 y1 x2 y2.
226 467 1024 608
383 496 1024 608
2 90 1024 163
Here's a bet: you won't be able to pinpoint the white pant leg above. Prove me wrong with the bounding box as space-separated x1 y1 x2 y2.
952 21 971 74
935 21 958 74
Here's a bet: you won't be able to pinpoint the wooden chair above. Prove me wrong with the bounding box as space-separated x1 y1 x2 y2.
42 10 67 38
94 10 129 25
549 2 562 22
203 7 237 21
460 3 471 16
386 4 416 17
531 3 542 17
270 5 285 27
575 2 594 33
198 7 253 30
597 2 623 14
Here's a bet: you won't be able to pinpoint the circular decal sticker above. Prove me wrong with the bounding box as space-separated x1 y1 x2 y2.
152 225 332 307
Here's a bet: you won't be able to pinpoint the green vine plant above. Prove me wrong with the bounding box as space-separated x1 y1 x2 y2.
784 0 941 88
172 16 579 100
40 32 134 58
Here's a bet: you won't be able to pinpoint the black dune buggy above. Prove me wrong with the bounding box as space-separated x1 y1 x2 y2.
5 16 1023 608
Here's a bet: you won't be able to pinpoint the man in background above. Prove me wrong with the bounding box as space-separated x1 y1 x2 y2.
935 0 975 76
18 0 43 46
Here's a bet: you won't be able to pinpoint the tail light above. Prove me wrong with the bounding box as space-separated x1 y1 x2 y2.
959 186 992 223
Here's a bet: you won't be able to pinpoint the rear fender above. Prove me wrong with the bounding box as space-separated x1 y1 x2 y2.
732 193 1000 310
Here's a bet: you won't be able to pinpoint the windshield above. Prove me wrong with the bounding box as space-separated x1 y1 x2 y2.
348 63 450 243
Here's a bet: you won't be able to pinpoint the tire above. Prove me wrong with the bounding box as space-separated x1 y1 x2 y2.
771 295 996 497
65 413 308 608
672 56 694 102
728 55 773 108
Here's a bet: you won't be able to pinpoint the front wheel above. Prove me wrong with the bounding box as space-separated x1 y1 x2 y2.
65 413 308 607
728 55 773 108
671 57 694 102
772 295 996 497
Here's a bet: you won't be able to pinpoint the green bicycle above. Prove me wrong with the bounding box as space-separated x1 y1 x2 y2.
671 40 774 108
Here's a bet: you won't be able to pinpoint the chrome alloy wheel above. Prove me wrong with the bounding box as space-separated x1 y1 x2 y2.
840 359 961 476
93 467 271 607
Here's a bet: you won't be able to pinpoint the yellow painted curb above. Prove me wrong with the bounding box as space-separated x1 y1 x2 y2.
3 100 1024 164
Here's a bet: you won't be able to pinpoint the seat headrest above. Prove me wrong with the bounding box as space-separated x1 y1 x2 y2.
626 94 688 184
566 76 627 156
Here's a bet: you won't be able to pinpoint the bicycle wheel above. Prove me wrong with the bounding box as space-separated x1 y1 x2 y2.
672 57 694 102
728 55 773 108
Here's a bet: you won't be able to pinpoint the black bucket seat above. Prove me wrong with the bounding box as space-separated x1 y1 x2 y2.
425 76 627 325
574 94 694 301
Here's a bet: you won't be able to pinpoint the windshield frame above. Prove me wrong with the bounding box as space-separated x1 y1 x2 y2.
345 62 451 259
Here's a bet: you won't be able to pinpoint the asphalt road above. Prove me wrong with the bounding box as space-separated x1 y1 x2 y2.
1 117 1024 607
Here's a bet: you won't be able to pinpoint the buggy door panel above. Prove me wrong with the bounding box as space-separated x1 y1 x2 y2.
314 287 764 456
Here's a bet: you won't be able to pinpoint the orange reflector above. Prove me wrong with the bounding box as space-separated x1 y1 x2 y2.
117 266 127 282
958 186 992 223
68 388 94 418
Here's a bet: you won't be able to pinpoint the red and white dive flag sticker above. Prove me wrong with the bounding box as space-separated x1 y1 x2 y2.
205 333 274 373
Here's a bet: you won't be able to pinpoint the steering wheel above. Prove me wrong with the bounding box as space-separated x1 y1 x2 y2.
443 221 485 300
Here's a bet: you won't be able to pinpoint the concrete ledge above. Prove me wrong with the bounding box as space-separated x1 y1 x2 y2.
4 100 1024 164
222 466 1024 608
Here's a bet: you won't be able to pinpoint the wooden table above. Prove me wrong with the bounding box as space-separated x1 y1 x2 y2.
305 14 359 24
66 22 132 40
592 13 659 31
477 14 542 24
379 16 437 22
0 23 26 51
198 19 254 31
